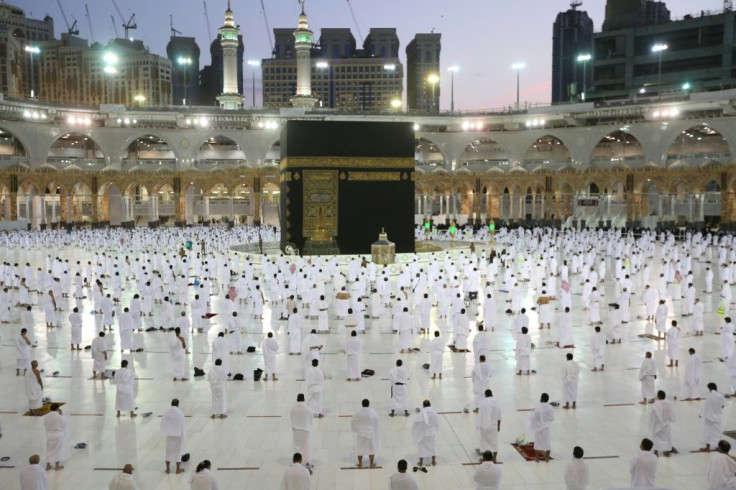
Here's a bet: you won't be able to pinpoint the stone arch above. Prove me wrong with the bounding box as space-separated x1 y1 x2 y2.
522 134 571 168
0 127 28 161
591 131 645 168
415 137 448 168
47 133 105 169
70 182 93 222
457 137 510 171
122 133 178 168
97 182 122 224
264 140 281 167
666 124 733 167
196 135 247 167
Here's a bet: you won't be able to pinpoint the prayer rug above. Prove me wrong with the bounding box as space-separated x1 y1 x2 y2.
202 313 217 319
637 334 663 341
23 401 65 416
511 443 553 461
723 430 736 440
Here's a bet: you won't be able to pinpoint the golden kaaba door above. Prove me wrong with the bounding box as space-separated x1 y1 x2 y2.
303 170 338 239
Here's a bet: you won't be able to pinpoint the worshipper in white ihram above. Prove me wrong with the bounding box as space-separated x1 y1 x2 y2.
389 459 418 490
389 359 410 417
649 390 678 457
262 331 279 381
665 320 681 367
281 453 310 490
169 327 188 381
639 351 657 404
26 360 43 416
528 393 555 462
564 446 590 490
707 440 736 489
562 353 580 409
591 326 605 372
429 330 444 379
306 358 325 417
290 394 313 467
476 389 501 462
15 328 32 376
19 454 47 490
701 382 726 452
108 464 139 490
114 359 137 418
189 460 218 490
630 438 658 488
345 330 364 381
721 317 735 361
412 400 439 468
91 331 108 379
350 398 380 468
515 326 532 376
473 450 502 490
207 358 228 419
471 355 492 411
160 398 186 474
43 403 68 471
288 308 302 354
682 347 703 400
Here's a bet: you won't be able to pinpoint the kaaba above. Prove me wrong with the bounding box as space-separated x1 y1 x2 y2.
279 120 415 255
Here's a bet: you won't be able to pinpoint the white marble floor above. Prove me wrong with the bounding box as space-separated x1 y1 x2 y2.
0 239 730 490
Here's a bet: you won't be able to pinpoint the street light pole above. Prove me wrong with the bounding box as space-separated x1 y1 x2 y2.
103 52 118 104
247 60 260 108
177 57 192 106
24 46 40 98
512 62 525 110
576 54 591 101
427 73 439 113
652 43 668 97
448 66 459 114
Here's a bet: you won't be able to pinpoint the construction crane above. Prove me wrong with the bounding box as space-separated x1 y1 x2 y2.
570 1 583 10
55 0 79 36
260 0 274 54
202 1 213 45
170 15 181 37
85 4 95 43
726 0 733 12
346 0 364 42
111 0 137 39
110 15 118 38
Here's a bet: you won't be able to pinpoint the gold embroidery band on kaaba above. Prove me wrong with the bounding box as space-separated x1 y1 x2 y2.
280 157 414 171
348 171 401 181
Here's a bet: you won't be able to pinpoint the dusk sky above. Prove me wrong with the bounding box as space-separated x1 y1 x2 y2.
21 0 725 110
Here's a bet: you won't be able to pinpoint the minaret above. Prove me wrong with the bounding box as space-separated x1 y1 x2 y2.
217 0 244 110
290 1 317 109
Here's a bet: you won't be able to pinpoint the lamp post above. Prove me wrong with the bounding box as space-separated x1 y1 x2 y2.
652 43 668 97
247 59 260 108
316 61 330 107
448 65 459 113
177 57 192 106
103 52 118 104
390 97 402 112
427 73 439 113
512 62 525 110
576 53 591 101
24 45 40 99
133 94 145 107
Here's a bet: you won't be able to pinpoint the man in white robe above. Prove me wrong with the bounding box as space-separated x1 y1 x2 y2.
25 360 43 416
473 324 492 365
345 330 364 381
630 438 658 488
473 451 502 490
160 398 186 474
476 389 501 461
108 464 139 490
562 353 580 410
389 459 418 490
557 307 575 348
306 359 325 417
211 332 230 374
397 307 413 354
69 307 82 351
118 308 134 353
207 358 228 419
114 360 137 418
564 446 589 490
261 332 279 381
528 393 554 462
666 320 681 367
654 300 668 339
350 398 379 468
281 453 311 490
169 327 188 381
91 331 108 379
721 317 735 361
429 331 444 379
290 394 313 467
19 454 47 490
692 297 705 335
471 355 492 411
287 308 302 355
515 327 532 376
15 328 32 376
701 383 726 452
649 390 677 457
389 359 409 417
682 347 702 400
43 404 68 471
639 351 657 404
591 326 605 372
412 400 439 467
452 308 470 352
707 440 736 489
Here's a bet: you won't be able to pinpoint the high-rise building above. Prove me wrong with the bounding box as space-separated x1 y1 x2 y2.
406 33 441 112
198 34 244 106
217 1 243 110
551 6 594 103
166 36 200 106
290 5 317 109
262 25 403 111
0 3 54 42
36 36 172 106
0 25 24 98
590 9 736 101
602 0 645 31
644 1 671 24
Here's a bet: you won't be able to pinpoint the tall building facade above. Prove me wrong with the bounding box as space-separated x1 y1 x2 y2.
551 7 594 103
262 27 403 111
166 36 200 106
406 33 441 112
36 37 172 106
0 4 54 42
591 9 736 100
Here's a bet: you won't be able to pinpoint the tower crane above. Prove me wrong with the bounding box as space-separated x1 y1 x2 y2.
726 0 733 12
55 0 79 36
345 0 364 42
110 0 137 39
570 1 583 10
260 0 274 55
85 4 95 42
110 15 118 38
203 1 213 44
170 15 181 37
